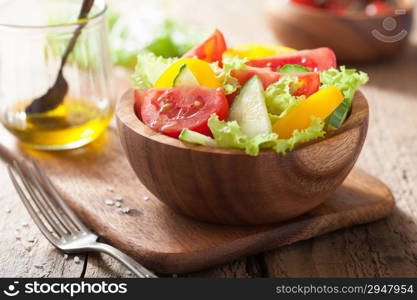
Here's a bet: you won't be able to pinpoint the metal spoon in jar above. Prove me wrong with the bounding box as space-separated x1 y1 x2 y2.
25 0 95 114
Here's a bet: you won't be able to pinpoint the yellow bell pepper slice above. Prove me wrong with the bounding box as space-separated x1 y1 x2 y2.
154 58 221 88
273 86 344 139
223 43 296 60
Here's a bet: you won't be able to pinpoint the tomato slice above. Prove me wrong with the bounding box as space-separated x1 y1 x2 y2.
247 47 337 72
154 58 221 89
293 72 321 97
232 68 281 89
231 67 320 96
182 29 227 64
138 87 229 138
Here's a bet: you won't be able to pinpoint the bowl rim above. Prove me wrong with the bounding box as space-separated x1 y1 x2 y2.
116 88 369 156
268 0 414 21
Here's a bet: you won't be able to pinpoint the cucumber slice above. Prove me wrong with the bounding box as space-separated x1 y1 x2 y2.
229 76 272 138
278 64 310 73
173 64 200 87
179 129 216 147
327 99 351 129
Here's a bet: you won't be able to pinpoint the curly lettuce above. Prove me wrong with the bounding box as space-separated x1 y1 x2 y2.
131 52 177 88
215 56 249 95
206 114 323 156
273 117 325 154
264 75 306 121
208 114 248 149
320 67 369 102
321 67 369 128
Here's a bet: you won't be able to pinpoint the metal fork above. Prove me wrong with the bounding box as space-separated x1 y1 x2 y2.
7 159 157 278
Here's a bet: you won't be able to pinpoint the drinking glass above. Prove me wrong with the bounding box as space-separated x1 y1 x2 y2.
0 0 113 150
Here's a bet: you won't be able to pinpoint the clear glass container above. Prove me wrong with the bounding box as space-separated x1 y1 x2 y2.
0 0 113 150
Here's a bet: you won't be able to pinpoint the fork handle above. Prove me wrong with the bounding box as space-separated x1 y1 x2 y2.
88 242 157 278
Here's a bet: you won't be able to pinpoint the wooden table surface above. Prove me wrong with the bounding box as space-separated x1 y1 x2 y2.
1 0 417 278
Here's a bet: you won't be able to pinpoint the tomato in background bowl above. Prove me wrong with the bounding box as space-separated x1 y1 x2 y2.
290 0 396 16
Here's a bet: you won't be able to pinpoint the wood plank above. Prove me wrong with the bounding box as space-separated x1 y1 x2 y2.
0 163 86 277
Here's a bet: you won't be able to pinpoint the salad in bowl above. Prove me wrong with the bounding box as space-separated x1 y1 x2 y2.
132 29 368 156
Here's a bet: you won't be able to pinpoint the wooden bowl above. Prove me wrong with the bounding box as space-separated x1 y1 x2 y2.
265 0 414 63
116 90 369 225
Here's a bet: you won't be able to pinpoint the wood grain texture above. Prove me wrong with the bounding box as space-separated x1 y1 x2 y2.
0 120 393 274
1 0 417 278
116 90 369 225
0 161 86 277
265 0 414 63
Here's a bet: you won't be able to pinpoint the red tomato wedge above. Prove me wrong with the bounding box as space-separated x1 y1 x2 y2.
232 68 281 89
182 29 227 64
293 72 321 97
137 87 229 138
231 68 320 96
247 47 337 72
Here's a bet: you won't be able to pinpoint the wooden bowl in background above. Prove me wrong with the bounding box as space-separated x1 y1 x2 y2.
265 0 414 63
116 90 369 225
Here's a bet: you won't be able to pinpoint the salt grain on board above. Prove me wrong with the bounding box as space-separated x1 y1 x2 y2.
106 186 114 192
5 208 11 214
115 202 122 208
64 254 69 260
119 207 130 214
114 195 124 201
143 196 150 201
21 221 29 227
74 256 81 264
104 199 115 206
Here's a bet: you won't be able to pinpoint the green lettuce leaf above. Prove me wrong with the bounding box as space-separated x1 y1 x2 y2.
208 114 247 149
321 66 369 129
268 113 280 125
206 114 322 156
245 133 279 156
131 52 177 88
216 56 249 95
208 114 279 156
320 66 369 102
273 117 326 154
264 75 305 117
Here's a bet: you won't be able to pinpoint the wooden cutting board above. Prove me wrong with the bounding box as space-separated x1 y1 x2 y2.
0 125 395 274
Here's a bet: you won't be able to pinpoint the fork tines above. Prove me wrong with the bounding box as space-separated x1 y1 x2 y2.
8 159 88 243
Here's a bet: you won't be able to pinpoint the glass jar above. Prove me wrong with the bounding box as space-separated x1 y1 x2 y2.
0 0 113 150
